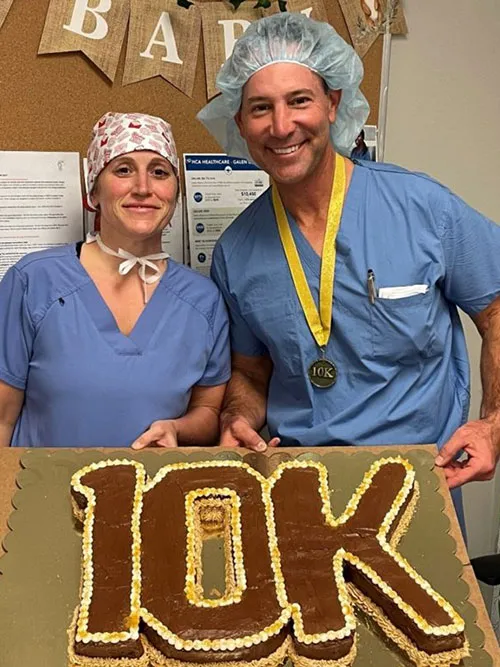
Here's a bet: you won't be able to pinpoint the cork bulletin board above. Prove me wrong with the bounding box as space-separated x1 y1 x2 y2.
0 0 383 159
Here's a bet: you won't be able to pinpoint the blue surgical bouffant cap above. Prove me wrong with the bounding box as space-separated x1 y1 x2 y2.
197 12 370 161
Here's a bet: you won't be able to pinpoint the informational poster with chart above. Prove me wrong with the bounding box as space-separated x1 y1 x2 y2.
0 152 83 278
184 154 269 275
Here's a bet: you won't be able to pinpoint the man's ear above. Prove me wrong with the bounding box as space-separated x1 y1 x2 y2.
327 89 342 123
235 109 244 137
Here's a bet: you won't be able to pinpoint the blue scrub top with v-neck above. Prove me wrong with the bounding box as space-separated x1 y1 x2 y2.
211 160 500 450
0 245 230 447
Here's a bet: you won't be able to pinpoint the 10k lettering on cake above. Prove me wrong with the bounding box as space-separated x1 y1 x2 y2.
68 457 469 667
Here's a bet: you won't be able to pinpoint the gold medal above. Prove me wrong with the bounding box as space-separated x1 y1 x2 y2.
308 359 337 389
273 153 346 389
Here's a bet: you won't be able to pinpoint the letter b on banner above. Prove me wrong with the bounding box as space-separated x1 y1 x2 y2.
39 0 130 81
63 0 111 40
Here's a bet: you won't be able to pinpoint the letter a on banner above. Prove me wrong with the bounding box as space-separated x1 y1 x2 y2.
123 0 201 97
200 1 262 100
0 0 15 31
38 0 130 81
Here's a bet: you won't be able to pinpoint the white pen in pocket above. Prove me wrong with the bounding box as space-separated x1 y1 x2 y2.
378 284 429 299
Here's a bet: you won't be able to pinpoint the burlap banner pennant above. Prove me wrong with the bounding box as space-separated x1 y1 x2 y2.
380 0 407 35
0 0 15 31
338 0 407 58
262 0 328 22
200 1 262 100
38 0 130 82
122 0 201 97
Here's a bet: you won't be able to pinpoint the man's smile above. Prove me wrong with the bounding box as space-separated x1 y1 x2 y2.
268 142 304 155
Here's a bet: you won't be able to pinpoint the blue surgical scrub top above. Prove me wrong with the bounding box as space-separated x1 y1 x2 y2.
0 246 230 447
211 160 500 450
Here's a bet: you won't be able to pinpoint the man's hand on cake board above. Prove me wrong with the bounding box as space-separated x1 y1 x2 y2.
436 296 500 488
218 353 280 452
131 420 179 449
435 417 500 488
220 416 280 452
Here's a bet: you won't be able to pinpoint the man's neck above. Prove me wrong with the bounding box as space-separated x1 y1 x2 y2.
279 151 333 226
275 151 354 257
277 151 353 223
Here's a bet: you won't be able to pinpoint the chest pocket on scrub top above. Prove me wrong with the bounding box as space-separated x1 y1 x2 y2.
370 286 441 363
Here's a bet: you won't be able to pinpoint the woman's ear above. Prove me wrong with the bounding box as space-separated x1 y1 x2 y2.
89 184 99 210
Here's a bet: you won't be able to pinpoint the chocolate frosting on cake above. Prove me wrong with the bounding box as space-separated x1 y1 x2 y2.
72 464 144 658
140 466 284 659
69 457 467 666
270 462 464 657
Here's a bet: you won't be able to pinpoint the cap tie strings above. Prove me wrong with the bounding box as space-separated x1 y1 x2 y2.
86 232 169 303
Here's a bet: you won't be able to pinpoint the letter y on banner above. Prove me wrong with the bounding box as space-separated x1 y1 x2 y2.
0 0 15 31
38 0 130 82
123 0 201 98
338 0 407 58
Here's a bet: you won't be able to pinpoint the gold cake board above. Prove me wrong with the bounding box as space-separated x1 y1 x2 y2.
0 445 498 666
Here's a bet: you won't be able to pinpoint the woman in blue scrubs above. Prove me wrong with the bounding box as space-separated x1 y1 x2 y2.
0 112 230 448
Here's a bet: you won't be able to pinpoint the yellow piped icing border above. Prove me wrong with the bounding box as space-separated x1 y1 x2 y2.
184 488 246 607
71 456 465 657
348 584 470 665
140 460 289 652
266 457 465 641
388 482 420 550
71 458 145 646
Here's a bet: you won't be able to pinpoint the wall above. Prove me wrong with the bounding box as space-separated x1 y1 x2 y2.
384 0 500 611
0 0 383 157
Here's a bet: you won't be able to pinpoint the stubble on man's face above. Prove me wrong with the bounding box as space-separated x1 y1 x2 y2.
236 63 339 187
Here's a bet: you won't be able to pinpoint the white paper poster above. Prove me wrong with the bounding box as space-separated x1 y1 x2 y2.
0 152 83 278
184 154 269 275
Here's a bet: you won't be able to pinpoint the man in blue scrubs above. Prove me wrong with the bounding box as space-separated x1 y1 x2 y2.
198 13 500 494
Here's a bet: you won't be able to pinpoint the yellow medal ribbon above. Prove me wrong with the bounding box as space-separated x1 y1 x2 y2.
272 153 346 349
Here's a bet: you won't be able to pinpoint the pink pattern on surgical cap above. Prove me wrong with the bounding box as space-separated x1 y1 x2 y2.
86 111 178 194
